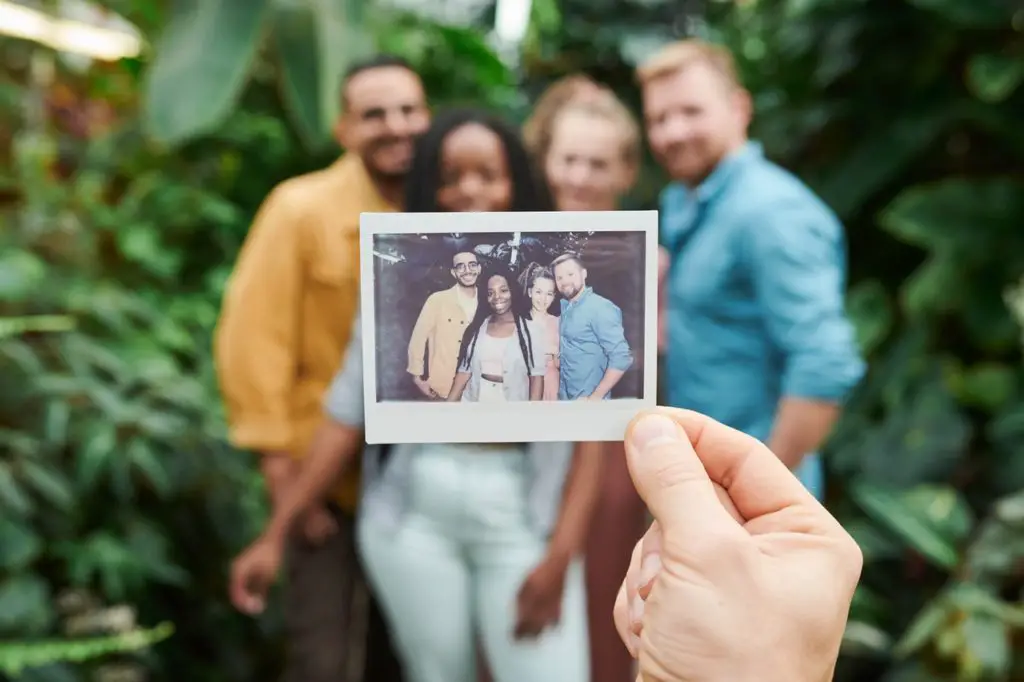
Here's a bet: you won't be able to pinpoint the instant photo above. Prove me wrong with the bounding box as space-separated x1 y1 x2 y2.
359 211 658 443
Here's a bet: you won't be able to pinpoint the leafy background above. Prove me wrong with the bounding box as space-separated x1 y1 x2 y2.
0 0 1022 681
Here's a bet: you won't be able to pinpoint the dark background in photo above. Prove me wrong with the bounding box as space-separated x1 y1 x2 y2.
372 230 648 402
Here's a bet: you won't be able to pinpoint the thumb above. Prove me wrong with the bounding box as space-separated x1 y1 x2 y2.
624 412 740 536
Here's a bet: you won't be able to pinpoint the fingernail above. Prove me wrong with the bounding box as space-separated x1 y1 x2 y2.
639 553 661 588
630 413 681 451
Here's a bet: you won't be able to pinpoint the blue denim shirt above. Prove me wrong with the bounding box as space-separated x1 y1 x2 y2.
558 288 633 399
660 142 865 499
323 308 575 534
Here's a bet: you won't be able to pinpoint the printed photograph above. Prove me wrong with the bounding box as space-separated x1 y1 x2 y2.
360 211 657 443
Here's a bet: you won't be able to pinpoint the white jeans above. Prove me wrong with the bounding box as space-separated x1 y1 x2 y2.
357 446 589 682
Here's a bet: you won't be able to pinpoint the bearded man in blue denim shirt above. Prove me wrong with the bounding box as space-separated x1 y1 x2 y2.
639 40 865 499
552 253 634 400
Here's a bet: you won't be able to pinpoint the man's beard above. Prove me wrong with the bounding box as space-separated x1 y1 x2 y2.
560 285 580 300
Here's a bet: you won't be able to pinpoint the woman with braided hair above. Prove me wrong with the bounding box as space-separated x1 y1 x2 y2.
446 265 547 402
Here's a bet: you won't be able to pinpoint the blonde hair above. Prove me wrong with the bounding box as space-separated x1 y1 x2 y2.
522 74 604 160
549 96 641 167
636 39 741 89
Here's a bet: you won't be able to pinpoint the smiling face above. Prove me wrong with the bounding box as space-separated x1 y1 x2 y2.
336 66 430 181
642 61 750 186
451 251 480 287
553 258 586 301
545 109 633 212
529 276 556 314
436 122 514 213
487 274 513 315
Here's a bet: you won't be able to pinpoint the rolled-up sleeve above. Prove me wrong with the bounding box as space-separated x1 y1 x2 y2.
213 184 303 452
748 201 866 402
593 300 633 372
323 310 366 427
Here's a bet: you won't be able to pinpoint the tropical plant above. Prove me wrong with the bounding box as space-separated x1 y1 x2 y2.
139 0 524 149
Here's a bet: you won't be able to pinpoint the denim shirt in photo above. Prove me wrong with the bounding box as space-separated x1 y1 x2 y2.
322 308 575 536
558 287 634 399
457 317 549 401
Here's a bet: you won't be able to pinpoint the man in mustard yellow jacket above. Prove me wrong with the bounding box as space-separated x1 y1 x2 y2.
214 55 429 682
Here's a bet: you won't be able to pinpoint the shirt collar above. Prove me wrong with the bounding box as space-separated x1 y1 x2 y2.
667 140 763 205
328 154 395 212
565 286 592 308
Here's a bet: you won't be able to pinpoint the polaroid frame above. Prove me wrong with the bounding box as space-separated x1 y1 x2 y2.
359 210 659 444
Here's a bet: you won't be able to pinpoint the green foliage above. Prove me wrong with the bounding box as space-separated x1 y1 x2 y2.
0 67 304 679
0 622 174 678
141 0 519 149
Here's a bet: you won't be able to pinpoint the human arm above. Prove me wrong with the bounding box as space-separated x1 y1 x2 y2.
529 319 547 401
407 295 439 397
587 300 633 399
515 441 604 638
213 185 304 499
447 372 471 402
748 202 866 469
229 317 367 614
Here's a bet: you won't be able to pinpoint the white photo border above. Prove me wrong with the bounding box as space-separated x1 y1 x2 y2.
359 210 659 444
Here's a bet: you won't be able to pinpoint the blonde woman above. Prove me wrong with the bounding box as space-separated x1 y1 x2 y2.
529 86 647 682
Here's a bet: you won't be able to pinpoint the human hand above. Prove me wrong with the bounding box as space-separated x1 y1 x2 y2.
229 533 285 615
614 408 863 682
301 505 338 546
413 376 440 400
514 553 568 639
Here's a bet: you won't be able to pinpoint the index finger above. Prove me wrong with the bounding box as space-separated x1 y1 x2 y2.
643 407 824 523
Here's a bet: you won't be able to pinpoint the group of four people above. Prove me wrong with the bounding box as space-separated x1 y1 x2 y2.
216 38 864 682
408 246 634 403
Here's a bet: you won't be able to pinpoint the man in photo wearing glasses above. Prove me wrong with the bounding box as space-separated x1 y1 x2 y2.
406 249 481 400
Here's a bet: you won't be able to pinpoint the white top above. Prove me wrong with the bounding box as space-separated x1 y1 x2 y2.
478 331 511 376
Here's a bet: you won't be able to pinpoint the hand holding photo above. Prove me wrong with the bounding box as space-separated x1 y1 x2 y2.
360 210 658 443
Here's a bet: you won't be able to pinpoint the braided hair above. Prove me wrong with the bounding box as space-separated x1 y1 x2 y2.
457 266 535 375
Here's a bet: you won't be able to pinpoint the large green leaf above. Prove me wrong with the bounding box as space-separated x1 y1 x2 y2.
0 519 42 571
966 53 1024 104
817 110 953 220
0 574 52 634
958 613 1011 681
273 1 323 148
849 482 972 569
142 0 271 145
275 0 372 149
880 178 1024 253
313 0 373 136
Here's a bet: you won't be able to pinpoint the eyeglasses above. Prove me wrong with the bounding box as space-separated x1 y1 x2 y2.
454 262 481 273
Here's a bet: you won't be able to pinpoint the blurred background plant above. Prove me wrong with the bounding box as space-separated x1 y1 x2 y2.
0 0 1021 680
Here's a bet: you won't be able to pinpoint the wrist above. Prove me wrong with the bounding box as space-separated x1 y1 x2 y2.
544 539 574 570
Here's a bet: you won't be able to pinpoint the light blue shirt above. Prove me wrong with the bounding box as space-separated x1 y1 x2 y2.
660 142 865 499
558 287 633 399
323 308 575 534
457 317 548 401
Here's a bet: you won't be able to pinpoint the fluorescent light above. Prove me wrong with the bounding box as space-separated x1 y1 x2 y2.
0 0 143 61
